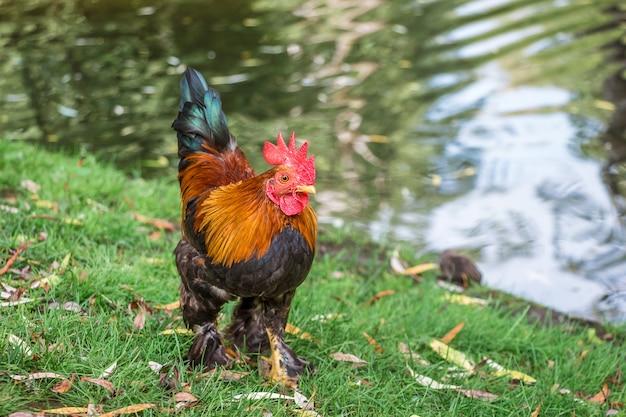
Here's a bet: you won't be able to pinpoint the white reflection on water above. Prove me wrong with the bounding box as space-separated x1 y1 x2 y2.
426 63 625 320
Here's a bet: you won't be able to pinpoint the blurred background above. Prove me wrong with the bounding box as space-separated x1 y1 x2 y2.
1 0 625 323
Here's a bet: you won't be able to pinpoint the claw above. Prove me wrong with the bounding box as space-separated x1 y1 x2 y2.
260 328 299 389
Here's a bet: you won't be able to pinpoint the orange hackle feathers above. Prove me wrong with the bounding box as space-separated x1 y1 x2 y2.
178 146 254 212
194 169 317 267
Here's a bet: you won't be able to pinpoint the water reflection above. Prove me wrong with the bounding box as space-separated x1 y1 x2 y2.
1 0 625 321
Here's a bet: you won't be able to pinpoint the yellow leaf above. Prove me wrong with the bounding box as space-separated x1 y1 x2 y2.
98 404 155 417
443 293 488 306
403 263 438 275
155 301 180 311
285 323 316 342
428 339 475 373
160 328 194 336
483 358 536 384
42 407 89 415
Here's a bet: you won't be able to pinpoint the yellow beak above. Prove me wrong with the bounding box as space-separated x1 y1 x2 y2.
296 185 316 194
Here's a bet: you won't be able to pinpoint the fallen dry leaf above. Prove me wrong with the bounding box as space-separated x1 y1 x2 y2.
148 361 163 373
98 403 155 417
588 383 610 405
437 281 465 293
428 339 475 373
455 388 499 401
390 250 407 274
48 301 82 313
294 391 315 411
1 298 35 308
362 332 384 353
98 361 118 379
8 334 33 358
403 263 438 275
408 367 497 401
8 412 36 417
216 369 250 382
35 199 59 211
133 213 176 232
483 358 536 384
160 328 194 336
443 293 488 306
11 372 66 382
441 322 465 345
390 250 438 276
154 301 180 311
174 391 199 410
286 323 316 342
20 179 41 194
174 392 198 402
0 242 30 277
530 404 541 417
80 377 116 394
398 342 430 366
51 377 73 394
41 406 89 415
133 308 147 330
330 352 367 367
232 392 294 401
310 313 344 323
367 289 396 305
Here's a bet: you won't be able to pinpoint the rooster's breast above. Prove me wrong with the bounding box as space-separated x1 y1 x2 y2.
207 227 314 297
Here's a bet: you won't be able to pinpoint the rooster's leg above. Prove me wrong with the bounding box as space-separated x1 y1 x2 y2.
227 297 269 353
176 240 234 369
259 291 310 388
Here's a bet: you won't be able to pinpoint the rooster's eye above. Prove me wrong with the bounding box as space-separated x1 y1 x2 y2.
279 174 290 183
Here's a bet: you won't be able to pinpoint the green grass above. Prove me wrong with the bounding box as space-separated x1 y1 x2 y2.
0 140 624 417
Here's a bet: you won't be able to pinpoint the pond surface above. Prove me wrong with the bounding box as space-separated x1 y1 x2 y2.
2 0 626 322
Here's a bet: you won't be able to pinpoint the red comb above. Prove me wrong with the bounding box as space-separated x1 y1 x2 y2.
263 132 316 184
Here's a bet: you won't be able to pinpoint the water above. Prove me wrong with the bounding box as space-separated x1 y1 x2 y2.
1 0 625 322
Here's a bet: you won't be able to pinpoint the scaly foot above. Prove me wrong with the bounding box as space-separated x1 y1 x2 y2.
260 328 309 388
187 323 232 369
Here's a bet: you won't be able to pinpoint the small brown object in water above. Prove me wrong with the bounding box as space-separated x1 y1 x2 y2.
439 250 482 288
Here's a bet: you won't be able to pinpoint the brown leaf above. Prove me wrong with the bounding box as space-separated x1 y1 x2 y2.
588 383 610 405
41 407 89 415
174 392 198 403
175 392 199 410
217 369 250 382
530 404 541 417
8 412 36 417
367 289 396 305
148 231 162 241
441 322 465 344
330 352 367 367
362 332 384 353
455 388 499 401
80 377 116 394
133 213 175 232
51 378 73 394
98 404 155 417
0 242 30 277
133 308 147 330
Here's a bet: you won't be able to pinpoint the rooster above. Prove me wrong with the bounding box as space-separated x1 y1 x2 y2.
172 68 317 387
